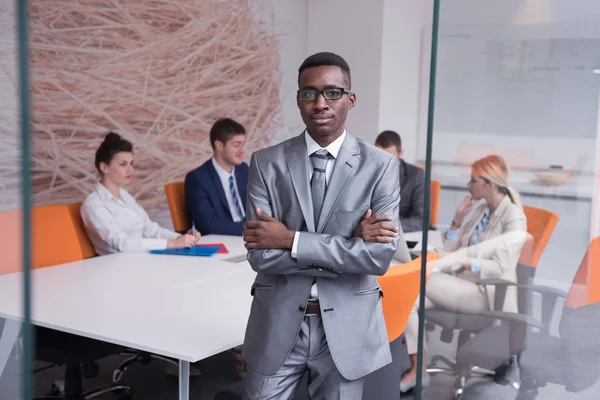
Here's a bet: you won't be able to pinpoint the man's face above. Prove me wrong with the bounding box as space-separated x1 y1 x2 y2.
217 134 246 166
297 65 356 142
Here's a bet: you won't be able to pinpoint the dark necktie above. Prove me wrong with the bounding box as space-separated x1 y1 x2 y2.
310 149 331 227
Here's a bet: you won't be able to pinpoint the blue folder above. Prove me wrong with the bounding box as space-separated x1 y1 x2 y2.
149 246 222 257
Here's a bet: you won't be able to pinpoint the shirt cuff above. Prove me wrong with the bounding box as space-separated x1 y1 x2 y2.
445 228 460 241
291 232 300 258
141 238 170 251
470 258 481 273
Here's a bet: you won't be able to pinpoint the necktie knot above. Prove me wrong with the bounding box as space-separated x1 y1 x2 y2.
310 149 331 172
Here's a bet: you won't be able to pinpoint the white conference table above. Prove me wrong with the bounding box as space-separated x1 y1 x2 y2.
0 235 254 400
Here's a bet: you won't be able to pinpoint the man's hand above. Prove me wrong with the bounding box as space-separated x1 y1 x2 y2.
353 208 399 243
243 208 295 250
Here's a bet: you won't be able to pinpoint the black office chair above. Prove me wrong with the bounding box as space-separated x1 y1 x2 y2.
456 299 600 399
35 327 131 399
425 263 535 379
454 237 600 399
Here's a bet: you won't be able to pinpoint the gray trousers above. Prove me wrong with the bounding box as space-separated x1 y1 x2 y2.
243 315 364 400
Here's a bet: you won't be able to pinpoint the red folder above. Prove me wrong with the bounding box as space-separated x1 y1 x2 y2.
196 243 229 254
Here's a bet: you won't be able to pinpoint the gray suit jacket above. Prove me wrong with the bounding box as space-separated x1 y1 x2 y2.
243 132 403 380
399 159 425 233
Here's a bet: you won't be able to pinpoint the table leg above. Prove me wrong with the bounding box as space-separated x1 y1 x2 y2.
0 319 22 378
178 360 190 400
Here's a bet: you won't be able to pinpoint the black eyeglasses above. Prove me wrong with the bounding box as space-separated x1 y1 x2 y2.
297 88 352 101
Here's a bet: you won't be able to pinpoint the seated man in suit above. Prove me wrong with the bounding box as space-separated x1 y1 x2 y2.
375 130 425 232
185 118 248 236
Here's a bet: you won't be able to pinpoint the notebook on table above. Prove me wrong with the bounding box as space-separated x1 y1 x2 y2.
196 243 229 254
149 246 222 257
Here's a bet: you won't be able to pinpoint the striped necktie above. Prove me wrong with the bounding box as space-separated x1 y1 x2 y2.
310 149 332 226
228 175 244 218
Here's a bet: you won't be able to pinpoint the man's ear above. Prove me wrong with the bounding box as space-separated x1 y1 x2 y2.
348 92 356 109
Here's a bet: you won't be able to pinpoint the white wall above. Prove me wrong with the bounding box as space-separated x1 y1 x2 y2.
262 0 309 145
378 0 434 163
307 0 384 144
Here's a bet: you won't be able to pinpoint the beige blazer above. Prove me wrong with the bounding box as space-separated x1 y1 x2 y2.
441 195 528 313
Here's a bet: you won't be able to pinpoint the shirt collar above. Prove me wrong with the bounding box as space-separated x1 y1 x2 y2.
95 182 127 203
212 157 235 180
304 130 346 159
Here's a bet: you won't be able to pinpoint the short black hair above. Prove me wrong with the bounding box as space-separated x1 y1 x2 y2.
375 130 402 152
298 52 351 89
94 132 133 172
209 118 246 150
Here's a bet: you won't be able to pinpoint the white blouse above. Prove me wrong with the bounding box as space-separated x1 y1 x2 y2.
81 183 180 256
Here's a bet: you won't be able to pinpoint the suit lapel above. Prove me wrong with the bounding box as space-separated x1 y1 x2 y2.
399 159 407 188
208 162 231 218
285 134 315 232
483 196 510 240
317 134 360 233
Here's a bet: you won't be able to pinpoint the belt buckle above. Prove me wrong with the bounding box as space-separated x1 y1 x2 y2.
305 299 319 316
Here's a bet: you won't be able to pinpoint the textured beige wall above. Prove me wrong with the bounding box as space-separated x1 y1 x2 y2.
18 0 281 214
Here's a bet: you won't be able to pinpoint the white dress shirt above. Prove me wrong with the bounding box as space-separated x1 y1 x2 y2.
291 130 347 299
212 157 246 222
81 183 180 256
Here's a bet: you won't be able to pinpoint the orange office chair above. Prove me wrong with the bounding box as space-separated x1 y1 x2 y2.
31 205 86 269
566 237 600 309
29 204 131 400
0 205 93 273
0 209 23 275
379 254 437 342
165 181 190 233
66 202 97 259
429 180 441 227
520 205 559 268
356 255 438 399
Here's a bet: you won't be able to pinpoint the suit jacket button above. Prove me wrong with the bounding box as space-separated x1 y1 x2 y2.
298 306 305 312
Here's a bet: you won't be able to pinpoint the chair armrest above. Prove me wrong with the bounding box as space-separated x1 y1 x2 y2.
476 279 518 288
522 284 567 300
480 310 544 330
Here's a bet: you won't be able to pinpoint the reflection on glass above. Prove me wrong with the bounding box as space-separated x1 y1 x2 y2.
414 1 600 399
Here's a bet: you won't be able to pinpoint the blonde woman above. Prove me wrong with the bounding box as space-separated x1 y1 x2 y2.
400 155 528 392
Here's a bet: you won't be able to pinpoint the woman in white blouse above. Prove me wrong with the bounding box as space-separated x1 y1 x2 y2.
81 132 200 256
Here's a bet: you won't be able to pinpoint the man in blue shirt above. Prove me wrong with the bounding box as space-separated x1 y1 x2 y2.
184 118 249 236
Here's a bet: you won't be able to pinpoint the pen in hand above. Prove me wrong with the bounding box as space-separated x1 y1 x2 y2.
192 220 196 238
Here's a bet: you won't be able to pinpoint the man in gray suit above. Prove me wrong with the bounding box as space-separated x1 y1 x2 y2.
241 52 408 399
376 130 426 233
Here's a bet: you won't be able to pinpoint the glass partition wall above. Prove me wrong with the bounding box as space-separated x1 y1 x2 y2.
0 0 33 399
413 1 600 399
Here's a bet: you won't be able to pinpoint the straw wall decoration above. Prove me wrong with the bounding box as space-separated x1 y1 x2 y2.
17 0 281 212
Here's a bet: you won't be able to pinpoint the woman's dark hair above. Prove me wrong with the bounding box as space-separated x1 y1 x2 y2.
94 132 133 172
